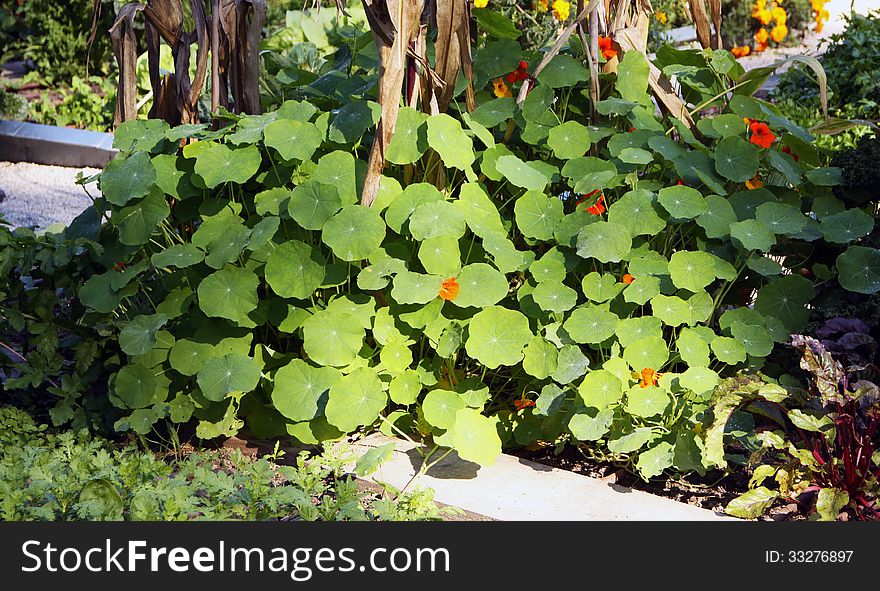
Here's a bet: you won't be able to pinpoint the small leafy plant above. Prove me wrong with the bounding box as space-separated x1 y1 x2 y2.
0 406 442 521
713 335 879 520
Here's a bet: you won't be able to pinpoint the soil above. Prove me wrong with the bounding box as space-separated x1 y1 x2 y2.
510 445 811 521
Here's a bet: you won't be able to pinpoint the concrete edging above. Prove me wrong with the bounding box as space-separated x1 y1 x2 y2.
350 434 735 521
0 120 117 168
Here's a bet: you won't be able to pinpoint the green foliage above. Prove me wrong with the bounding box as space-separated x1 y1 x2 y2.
773 10 880 150
1 0 117 83
4 26 874 482
27 75 116 132
0 406 442 521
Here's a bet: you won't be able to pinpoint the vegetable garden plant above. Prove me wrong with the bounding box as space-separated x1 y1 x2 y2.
4 30 880 487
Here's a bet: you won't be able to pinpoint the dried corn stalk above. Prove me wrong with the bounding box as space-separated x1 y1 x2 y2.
688 0 721 50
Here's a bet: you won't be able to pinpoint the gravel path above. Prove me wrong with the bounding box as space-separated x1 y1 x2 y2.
0 161 99 230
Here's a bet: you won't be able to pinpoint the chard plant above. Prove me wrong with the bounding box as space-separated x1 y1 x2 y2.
4 27 879 481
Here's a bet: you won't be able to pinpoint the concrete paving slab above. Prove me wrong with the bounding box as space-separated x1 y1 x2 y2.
0 120 116 168
350 434 734 521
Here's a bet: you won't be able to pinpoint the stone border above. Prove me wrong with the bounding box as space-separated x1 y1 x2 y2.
351 434 735 521
0 120 116 168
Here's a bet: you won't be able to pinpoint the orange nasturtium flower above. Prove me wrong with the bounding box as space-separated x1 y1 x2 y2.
622 273 634 284
438 277 460 301
731 45 751 58
598 36 617 60
639 368 661 388
749 121 776 148
493 78 512 98
746 174 764 189
576 190 605 215
514 397 537 411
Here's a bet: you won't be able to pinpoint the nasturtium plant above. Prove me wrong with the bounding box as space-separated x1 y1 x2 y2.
26 26 872 480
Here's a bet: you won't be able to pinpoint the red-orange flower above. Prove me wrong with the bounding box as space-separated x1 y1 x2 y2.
506 60 531 84
676 178 686 186
622 273 634 284
749 121 776 148
639 367 660 388
576 190 605 215
782 145 799 161
112 261 128 272
514 398 536 411
598 36 617 60
438 277 460 301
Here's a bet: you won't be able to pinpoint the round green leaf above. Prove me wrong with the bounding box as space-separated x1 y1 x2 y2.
498 156 553 191
114 364 159 409
522 336 558 379
711 336 747 365
391 271 443 305
409 200 466 240
532 281 578 313
514 190 564 240
607 189 666 236
636 441 675 479
302 310 365 367
729 320 774 357
452 263 509 308
426 114 474 170
755 202 807 236
568 409 614 441
389 369 422 405
623 336 669 371
669 251 716 292
730 219 776 252
263 119 322 162
576 221 632 263
536 54 589 87
714 136 760 182
169 339 214 376
615 316 662 348
650 294 690 327
836 246 880 294
623 275 661 305
657 185 708 219
676 327 710 367
325 367 387 432
563 305 618 344
321 205 386 261
422 389 466 429
696 195 738 238
581 272 624 303
197 353 262 402
418 236 461 277
197 266 259 325
754 275 814 331
679 366 720 394
608 427 653 454
152 244 204 269
115 187 170 246
452 408 501 466
626 386 670 418
380 340 412 374
272 359 342 422
120 314 168 356
548 121 590 159
819 209 875 244
464 306 532 368
288 181 343 230
101 151 156 206
195 143 262 188
578 369 623 410
266 240 325 299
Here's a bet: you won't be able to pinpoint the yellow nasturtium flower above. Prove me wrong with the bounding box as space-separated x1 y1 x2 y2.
474 0 489 8
493 78 512 98
551 0 570 21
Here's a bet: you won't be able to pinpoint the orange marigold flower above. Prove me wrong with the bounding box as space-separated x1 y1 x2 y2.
746 174 764 189
493 78 512 98
770 23 788 43
551 0 570 21
749 121 776 148
731 45 751 58
622 273 634 284
514 398 537 411
754 27 769 45
639 367 660 388
598 36 617 60
438 277 460 301
772 6 787 25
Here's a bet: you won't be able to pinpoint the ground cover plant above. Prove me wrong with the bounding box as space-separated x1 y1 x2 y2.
2 3 879 523
0 405 443 521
